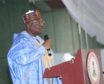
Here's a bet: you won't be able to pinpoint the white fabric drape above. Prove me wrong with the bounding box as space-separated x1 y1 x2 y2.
62 0 104 45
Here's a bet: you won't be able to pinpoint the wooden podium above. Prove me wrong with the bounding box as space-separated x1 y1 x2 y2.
44 49 104 84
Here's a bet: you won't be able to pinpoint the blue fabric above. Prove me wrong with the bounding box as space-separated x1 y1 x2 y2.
7 31 48 84
53 78 62 84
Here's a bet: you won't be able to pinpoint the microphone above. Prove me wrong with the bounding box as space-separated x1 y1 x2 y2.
44 35 52 56
44 34 49 41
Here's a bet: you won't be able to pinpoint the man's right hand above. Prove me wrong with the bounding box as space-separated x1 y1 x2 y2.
43 39 51 50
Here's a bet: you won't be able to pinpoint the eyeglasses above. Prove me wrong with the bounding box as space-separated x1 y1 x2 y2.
38 19 45 25
30 19 45 26
32 19 45 25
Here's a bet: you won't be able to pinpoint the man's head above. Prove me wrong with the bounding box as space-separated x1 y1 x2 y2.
24 10 45 36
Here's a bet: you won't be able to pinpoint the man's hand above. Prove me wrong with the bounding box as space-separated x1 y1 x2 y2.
43 39 51 50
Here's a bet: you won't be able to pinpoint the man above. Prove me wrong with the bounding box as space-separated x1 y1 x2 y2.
7 10 51 84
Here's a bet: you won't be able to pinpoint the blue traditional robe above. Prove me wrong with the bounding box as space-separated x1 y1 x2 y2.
7 31 48 84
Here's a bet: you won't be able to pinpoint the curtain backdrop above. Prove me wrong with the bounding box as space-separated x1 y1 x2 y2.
62 0 104 45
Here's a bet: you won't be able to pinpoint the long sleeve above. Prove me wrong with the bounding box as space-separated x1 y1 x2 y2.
8 38 46 65
7 31 48 84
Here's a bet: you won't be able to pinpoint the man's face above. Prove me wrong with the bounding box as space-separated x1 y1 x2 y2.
28 17 45 35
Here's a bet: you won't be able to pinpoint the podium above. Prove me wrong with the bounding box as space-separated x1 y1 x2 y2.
44 49 104 84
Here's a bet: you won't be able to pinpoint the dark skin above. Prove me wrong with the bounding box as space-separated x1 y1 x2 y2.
26 17 51 50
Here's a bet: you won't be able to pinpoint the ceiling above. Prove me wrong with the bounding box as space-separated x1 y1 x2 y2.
44 0 65 9
30 0 65 11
